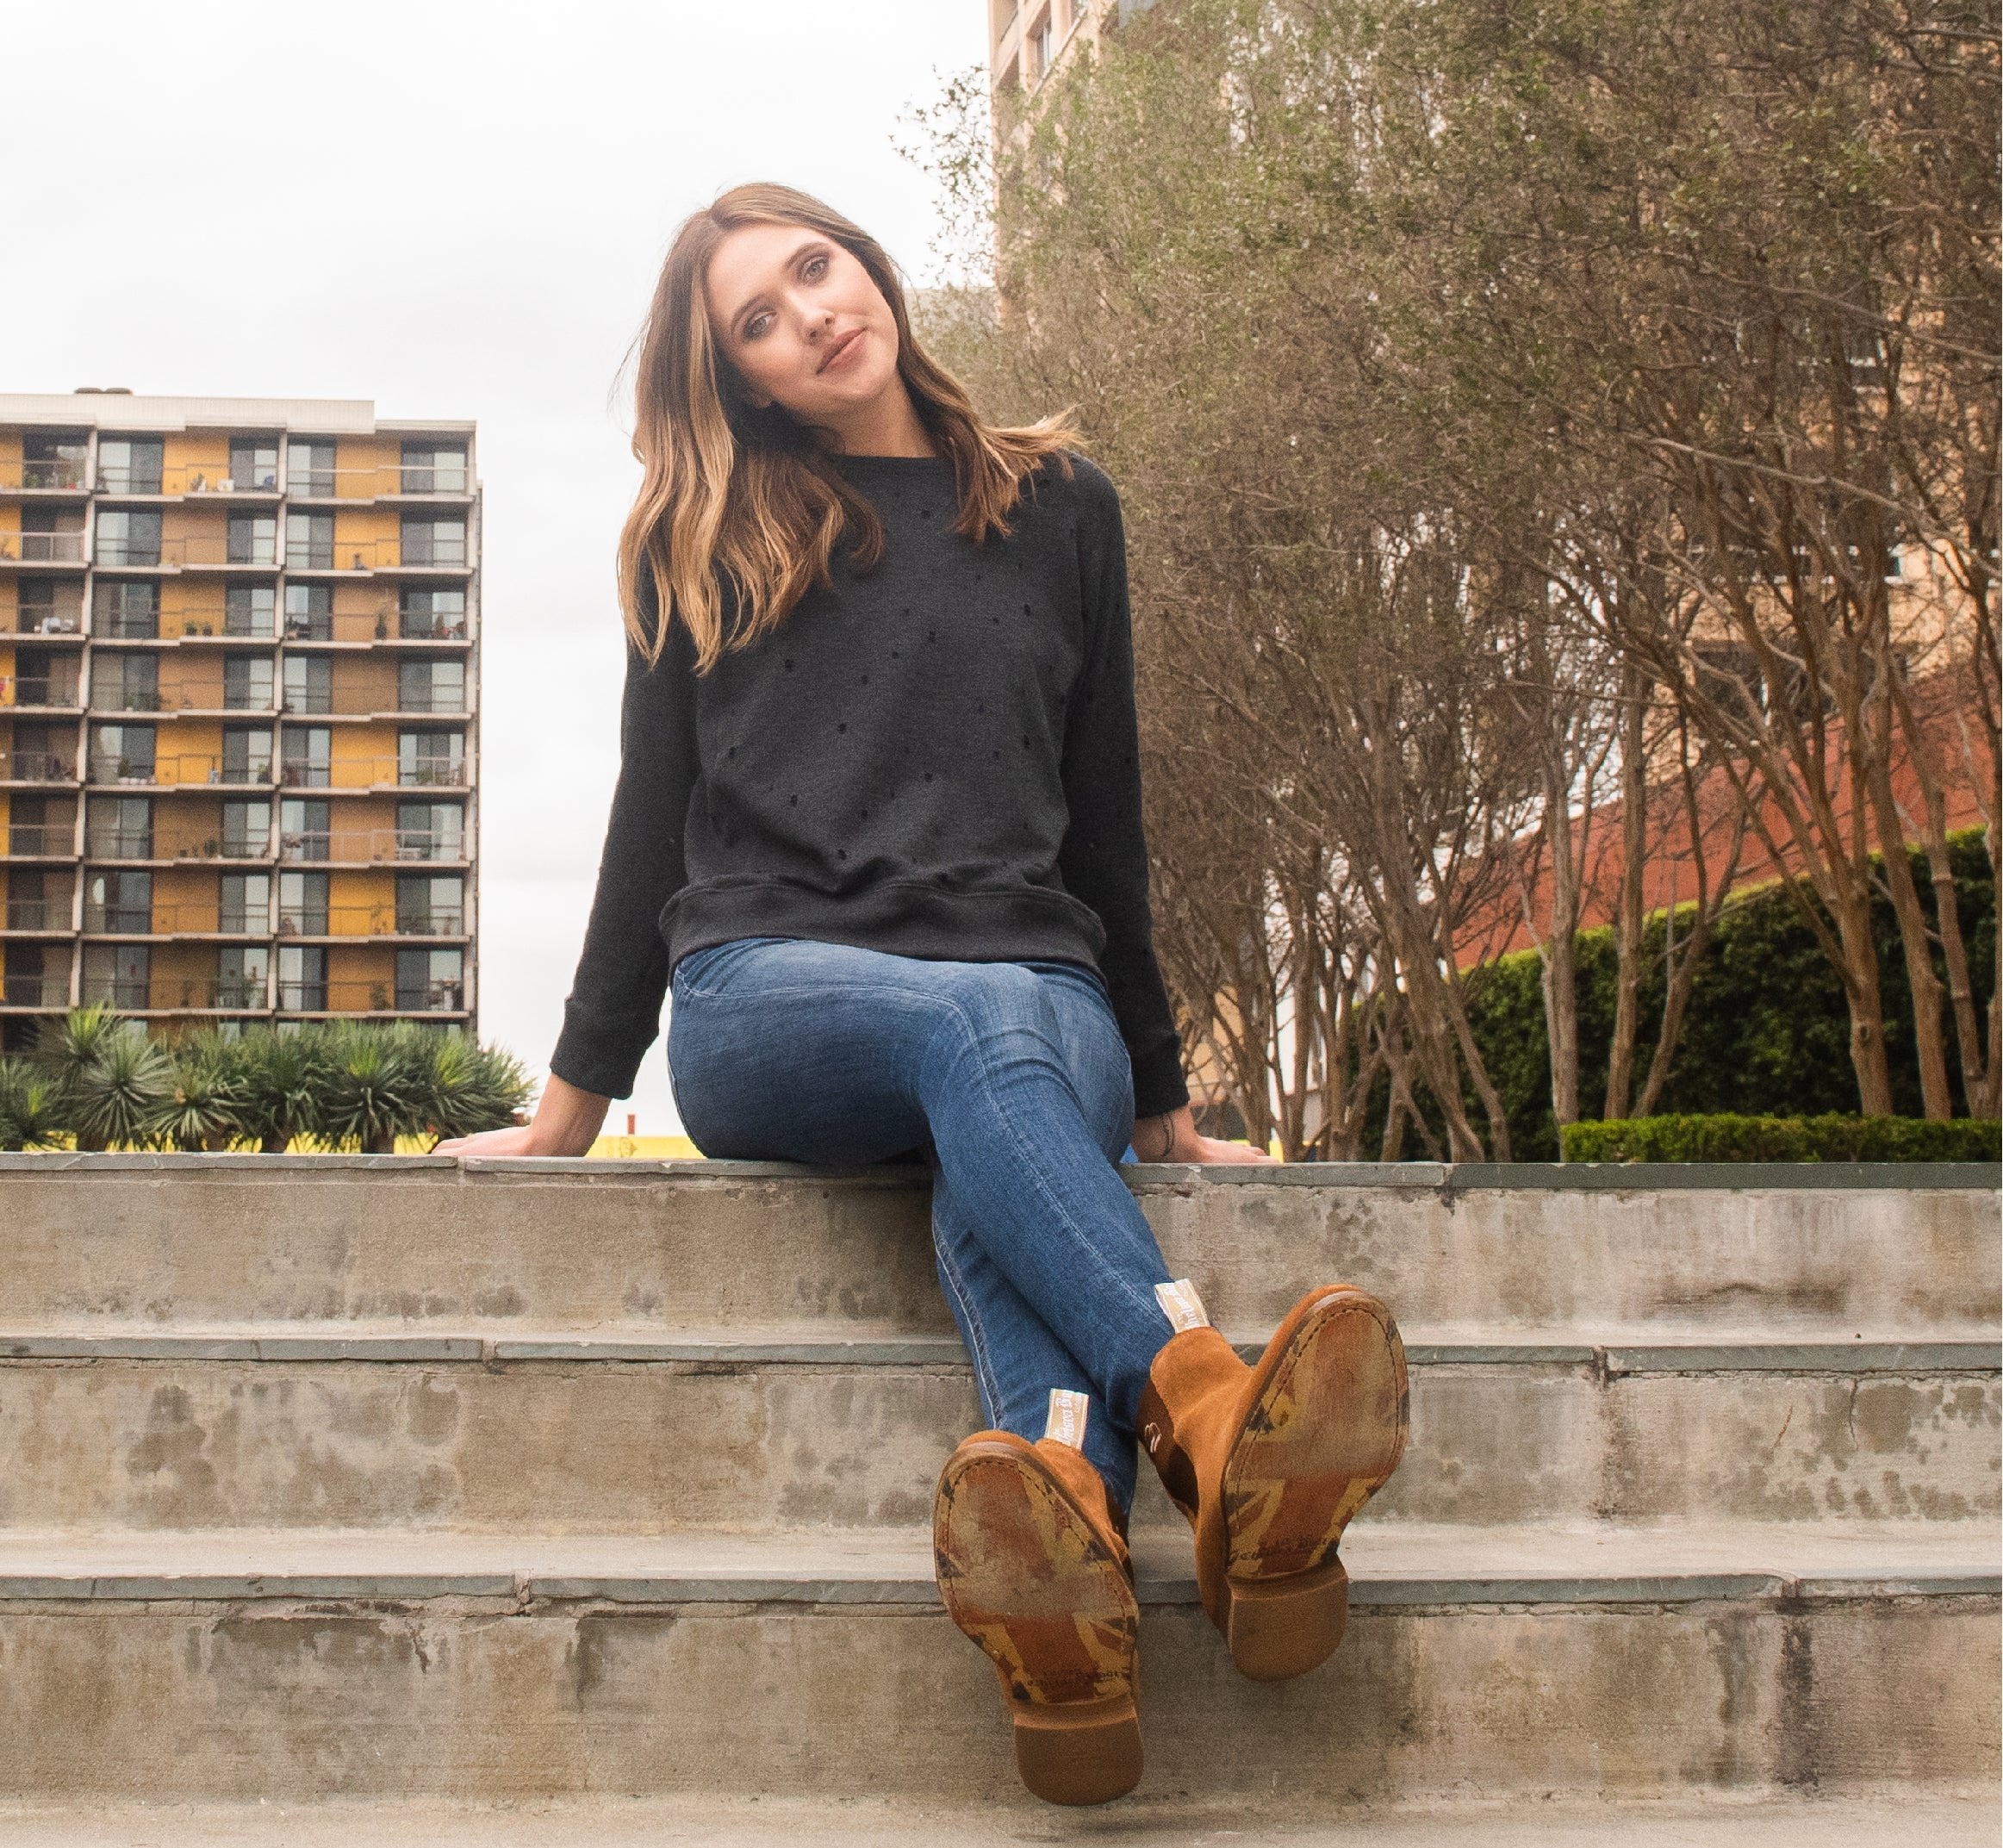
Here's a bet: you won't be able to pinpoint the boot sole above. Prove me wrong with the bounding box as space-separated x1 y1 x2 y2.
1220 1286 1409 1681
934 1437 1142 1806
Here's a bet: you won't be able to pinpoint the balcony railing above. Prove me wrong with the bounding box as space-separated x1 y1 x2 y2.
273 687 468 717
271 978 466 1015
280 827 467 864
0 532 86 563
281 538 467 573
285 464 471 500
3 824 77 856
83 907 153 935
0 458 87 492
9 679 83 710
85 752 275 788
2 974 66 1007
276 754 467 791
85 831 154 860
4 899 69 930
4 608 83 636
271 904 466 938
1 751 79 782
96 464 282 498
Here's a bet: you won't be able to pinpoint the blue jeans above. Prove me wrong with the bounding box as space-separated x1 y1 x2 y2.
666 936 1179 1513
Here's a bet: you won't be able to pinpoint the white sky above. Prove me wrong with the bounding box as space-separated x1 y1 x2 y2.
7 0 990 1134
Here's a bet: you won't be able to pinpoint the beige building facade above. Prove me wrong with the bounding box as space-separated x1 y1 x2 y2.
990 0 1142 95
0 392 480 1049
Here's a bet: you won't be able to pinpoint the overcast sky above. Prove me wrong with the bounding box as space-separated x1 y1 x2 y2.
8 1 991 1133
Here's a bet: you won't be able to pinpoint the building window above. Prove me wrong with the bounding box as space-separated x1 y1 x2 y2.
283 656 333 715
285 513 334 570
279 799 329 862
96 439 164 495
281 725 332 787
89 722 157 784
227 440 279 492
90 652 159 713
1031 8 1054 78
398 730 463 787
400 518 466 568
401 445 468 495
221 725 274 787
398 658 464 714
227 515 277 566
7 720 74 783
93 581 158 639
396 800 463 862
220 800 271 860
95 509 162 568
84 869 152 934
22 579 85 635
218 873 271 933
224 585 277 638
6 868 57 930
277 943 327 1011
283 582 333 640
82 943 150 1008
215 944 269 1009
397 946 463 1011
224 656 276 712
399 587 466 640
15 646 81 709
396 874 463 936
6 795 72 857
87 796 152 860
278 869 329 936
288 441 336 498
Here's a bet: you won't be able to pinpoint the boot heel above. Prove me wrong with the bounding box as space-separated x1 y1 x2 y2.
1224 1557 1350 1682
1011 1696 1143 1806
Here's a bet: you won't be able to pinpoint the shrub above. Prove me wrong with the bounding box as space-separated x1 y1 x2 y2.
1562 1113 2002 1164
0 1057 65 1151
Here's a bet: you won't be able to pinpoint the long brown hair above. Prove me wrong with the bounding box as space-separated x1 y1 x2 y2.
619 183 1074 670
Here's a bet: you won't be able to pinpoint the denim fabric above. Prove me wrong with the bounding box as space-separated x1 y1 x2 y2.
666 936 1179 1511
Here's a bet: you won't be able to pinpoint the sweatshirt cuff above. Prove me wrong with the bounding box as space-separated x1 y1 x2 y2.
1129 1041 1190 1121
548 1006 656 1103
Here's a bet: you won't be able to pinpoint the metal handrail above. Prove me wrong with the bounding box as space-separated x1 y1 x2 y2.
0 532 86 563
0 459 88 492
279 827 468 863
3 826 77 856
1 751 80 781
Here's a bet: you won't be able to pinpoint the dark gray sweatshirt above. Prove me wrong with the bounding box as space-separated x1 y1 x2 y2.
549 451 1190 1119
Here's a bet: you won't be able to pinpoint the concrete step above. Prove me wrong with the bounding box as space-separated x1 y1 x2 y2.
6 1155 1995 1341
0 1523 1994 1804
3 1330 1994 1533
3 1795 1999 1846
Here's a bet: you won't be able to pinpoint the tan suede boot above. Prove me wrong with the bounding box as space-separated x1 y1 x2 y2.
933 1391 1141 1806
1137 1281 1408 1682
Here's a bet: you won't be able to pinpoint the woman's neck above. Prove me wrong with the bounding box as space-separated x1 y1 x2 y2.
816 381 936 459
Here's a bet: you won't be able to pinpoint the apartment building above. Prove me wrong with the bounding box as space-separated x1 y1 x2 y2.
992 0 1148 95
0 393 479 1050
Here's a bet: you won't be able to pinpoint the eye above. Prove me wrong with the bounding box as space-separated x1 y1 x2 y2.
742 310 774 340
802 252 829 281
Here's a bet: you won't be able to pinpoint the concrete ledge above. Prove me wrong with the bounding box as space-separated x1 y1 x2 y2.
0 1152 1994 1190
3 1330 1994 1373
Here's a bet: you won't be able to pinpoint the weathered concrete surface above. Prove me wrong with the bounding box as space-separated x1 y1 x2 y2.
0 1582 1992 1802
3 1159 1994 1337
2 1348 1994 1532
1 1794 1996 1846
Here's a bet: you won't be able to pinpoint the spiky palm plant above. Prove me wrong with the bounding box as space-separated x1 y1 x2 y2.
67 1024 173 1152
0 1057 68 1151
149 1031 250 1152
34 1005 123 1149
320 1022 429 1154
421 1031 535 1145
233 1027 333 1153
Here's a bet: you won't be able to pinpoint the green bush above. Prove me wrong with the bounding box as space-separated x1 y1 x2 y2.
3 1011 533 1153
1563 1113 2002 1164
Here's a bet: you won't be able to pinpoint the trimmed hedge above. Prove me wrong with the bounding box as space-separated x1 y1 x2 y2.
1562 1112 2001 1165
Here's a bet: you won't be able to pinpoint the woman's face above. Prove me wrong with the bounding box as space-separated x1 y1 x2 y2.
705 221 903 433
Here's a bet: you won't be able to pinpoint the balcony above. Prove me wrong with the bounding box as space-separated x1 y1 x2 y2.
0 457 87 493
271 978 466 1016
82 906 153 936
1 972 65 1008
84 830 154 861
9 678 84 712
86 752 274 789
279 826 466 865
1 750 79 784
3 898 68 930
3 824 76 857
272 753 467 792
0 532 86 565
4 607 83 637
283 464 471 501
92 464 281 499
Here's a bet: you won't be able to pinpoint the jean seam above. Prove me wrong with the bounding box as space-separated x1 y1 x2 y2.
934 1229 1011 1433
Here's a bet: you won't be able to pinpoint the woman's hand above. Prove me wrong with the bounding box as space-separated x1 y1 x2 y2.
434 1073 612 1160
1131 1103 1278 1166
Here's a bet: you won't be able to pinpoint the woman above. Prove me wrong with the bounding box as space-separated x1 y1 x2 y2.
441 184 1409 1807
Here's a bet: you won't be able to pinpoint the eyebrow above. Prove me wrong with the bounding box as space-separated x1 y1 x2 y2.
725 236 835 338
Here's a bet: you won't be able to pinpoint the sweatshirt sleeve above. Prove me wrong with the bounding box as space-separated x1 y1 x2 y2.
548 582 701 1099
1058 465 1191 1120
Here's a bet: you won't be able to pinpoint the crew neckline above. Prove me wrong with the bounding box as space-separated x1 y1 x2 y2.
828 451 950 470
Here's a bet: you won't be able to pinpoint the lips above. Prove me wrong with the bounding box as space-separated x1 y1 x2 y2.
817 327 863 375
